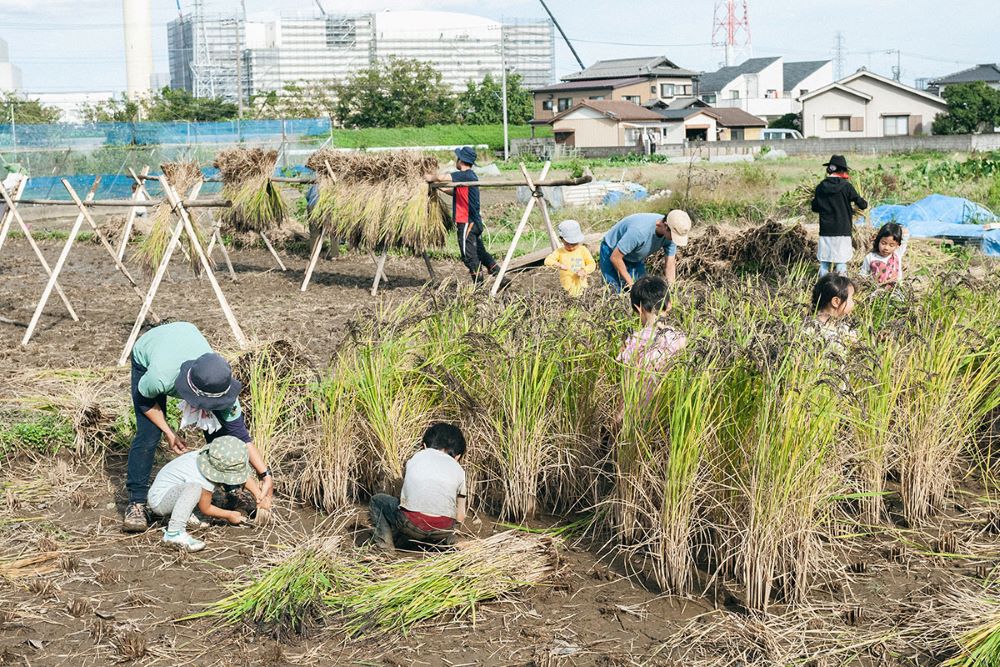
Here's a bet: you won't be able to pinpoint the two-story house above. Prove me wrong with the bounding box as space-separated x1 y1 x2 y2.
531 56 699 121
698 57 833 121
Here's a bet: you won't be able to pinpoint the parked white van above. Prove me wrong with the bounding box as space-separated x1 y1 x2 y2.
761 128 804 140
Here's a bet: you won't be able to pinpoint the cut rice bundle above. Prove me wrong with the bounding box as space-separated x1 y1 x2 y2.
215 147 287 232
133 161 208 275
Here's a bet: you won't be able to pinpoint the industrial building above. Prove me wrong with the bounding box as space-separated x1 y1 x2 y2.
168 10 556 103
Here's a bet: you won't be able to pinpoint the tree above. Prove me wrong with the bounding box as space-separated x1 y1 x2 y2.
80 88 238 123
0 92 61 124
458 73 534 125
932 82 1000 135
769 112 801 132
333 58 457 128
249 81 337 120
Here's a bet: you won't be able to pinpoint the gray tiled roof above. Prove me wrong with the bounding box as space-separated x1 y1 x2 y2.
783 60 830 91
697 57 781 94
930 63 1000 85
533 77 646 93
562 56 698 81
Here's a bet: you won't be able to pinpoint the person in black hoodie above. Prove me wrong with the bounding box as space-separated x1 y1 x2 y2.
811 155 868 276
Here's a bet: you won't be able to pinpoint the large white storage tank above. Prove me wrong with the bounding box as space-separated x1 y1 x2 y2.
122 0 154 97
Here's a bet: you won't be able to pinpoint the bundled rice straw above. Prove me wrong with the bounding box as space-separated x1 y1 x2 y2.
134 161 208 275
188 531 557 639
215 147 287 232
305 149 446 253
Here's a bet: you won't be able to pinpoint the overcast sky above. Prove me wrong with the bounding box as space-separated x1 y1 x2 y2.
0 0 995 94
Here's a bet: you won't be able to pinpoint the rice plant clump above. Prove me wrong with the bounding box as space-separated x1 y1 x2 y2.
305 149 446 253
215 147 287 233
134 161 207 275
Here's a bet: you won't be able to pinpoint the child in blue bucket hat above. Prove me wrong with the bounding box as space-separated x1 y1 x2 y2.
426 146 500 283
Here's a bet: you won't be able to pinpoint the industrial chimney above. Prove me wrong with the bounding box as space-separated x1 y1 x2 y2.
122 0 154 98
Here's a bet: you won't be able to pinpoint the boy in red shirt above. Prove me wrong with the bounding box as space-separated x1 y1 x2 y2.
427 146 499 283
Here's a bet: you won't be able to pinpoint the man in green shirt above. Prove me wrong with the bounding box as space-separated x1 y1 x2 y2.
123 322 274 533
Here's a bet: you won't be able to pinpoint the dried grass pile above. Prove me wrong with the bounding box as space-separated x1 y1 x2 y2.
134 161 208 274
305 149 447 253
662 220 817 279
214 147 287 233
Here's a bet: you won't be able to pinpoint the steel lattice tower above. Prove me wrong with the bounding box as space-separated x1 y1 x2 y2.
712 0 752 67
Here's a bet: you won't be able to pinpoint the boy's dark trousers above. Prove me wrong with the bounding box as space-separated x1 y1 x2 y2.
457 222 497 277
369 493 456 546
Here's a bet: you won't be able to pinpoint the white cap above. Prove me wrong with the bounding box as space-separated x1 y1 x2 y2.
557 219 585 244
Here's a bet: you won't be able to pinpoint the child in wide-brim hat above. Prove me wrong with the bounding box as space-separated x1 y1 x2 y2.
147 436 263 553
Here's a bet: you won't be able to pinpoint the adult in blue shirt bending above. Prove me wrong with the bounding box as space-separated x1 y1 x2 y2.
599 210 691 292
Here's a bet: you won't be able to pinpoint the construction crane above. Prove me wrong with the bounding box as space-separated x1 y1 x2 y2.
314 0 326 16
537 0 585 71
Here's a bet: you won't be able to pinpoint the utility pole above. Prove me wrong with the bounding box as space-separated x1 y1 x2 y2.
886 49 901 81
834 31 846 80
501 32 509 161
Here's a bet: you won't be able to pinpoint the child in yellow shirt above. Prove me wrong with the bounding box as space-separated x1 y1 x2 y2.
544 220 596 297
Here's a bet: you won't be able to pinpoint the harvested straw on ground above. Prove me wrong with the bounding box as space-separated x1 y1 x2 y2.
215 147 287 232
665 220 816 279
134 161 208 275
305 149 446 253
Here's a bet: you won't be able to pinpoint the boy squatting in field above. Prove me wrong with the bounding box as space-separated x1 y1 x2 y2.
544 219 596 297
122 321 273 534
425 146 500 283
147 436 262 552
368 423 468 552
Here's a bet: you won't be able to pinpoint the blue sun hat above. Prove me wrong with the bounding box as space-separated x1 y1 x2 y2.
454 146 477 165
197 436 251 486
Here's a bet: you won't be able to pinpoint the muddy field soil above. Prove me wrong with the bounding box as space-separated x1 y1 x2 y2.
1 233 996 666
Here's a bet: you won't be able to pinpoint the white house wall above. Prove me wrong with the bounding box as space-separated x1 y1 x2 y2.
801 88 868 138
802 75 947 138
789 62 835 99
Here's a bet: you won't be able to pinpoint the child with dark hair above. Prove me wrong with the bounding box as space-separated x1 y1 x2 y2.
812 155 868 277
809 273 858 347
860 222 909 286
617 276 687 369
369 423 468 553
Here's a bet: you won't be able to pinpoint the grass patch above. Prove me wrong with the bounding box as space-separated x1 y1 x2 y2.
0 410 75 457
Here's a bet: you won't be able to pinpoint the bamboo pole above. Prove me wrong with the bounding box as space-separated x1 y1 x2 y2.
520 161 559 250
490 162 552 298
300 228 325 292
422 253 436 283
371 251 389 296
0 176 28 253
210 228 237 281
259 232 287 271
62 179 161 320
20 180 100 346
0 180 79 321
117 166 151 261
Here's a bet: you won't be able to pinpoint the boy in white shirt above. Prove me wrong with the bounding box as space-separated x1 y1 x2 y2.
369 423 468 552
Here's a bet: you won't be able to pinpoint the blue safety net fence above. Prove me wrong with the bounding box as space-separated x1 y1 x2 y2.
868 194 1000 258
0 119 330 149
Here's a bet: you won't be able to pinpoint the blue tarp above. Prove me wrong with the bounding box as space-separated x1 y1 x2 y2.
868 194 1000 258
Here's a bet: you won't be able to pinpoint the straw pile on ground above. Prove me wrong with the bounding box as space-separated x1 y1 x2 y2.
214 147 287 233
661 219 816 279
134 161 208 275
305 149 447 253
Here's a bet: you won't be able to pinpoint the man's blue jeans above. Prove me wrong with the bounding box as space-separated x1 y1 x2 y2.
819 261 848 277
599 243 646 293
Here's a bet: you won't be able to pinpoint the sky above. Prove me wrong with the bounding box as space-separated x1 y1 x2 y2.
0 0 996 95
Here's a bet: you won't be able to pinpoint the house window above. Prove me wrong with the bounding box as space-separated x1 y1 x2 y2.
622 95 641 104
682 85 692 95
731 128 745 140
730 90 740 100
883 115 910 136
650 85 657 94
624 128 641 144
765 89 778 99
825 116 851 132
703 94 717 104
557 97 573 112
542 100 553 111
660 83 676 97
588 95 605 100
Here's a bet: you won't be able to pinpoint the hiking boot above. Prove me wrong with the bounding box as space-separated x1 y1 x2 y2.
122 503 149 533
371 525 396 553
186 515 210 531
162 530 206 553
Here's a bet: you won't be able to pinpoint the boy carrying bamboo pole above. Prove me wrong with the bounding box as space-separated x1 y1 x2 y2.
369 423 468 553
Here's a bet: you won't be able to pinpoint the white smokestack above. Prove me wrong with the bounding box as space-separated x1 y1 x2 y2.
122 0 154 98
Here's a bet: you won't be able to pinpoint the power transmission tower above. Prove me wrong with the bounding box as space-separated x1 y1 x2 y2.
834 31 846 80
712 0 751 67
